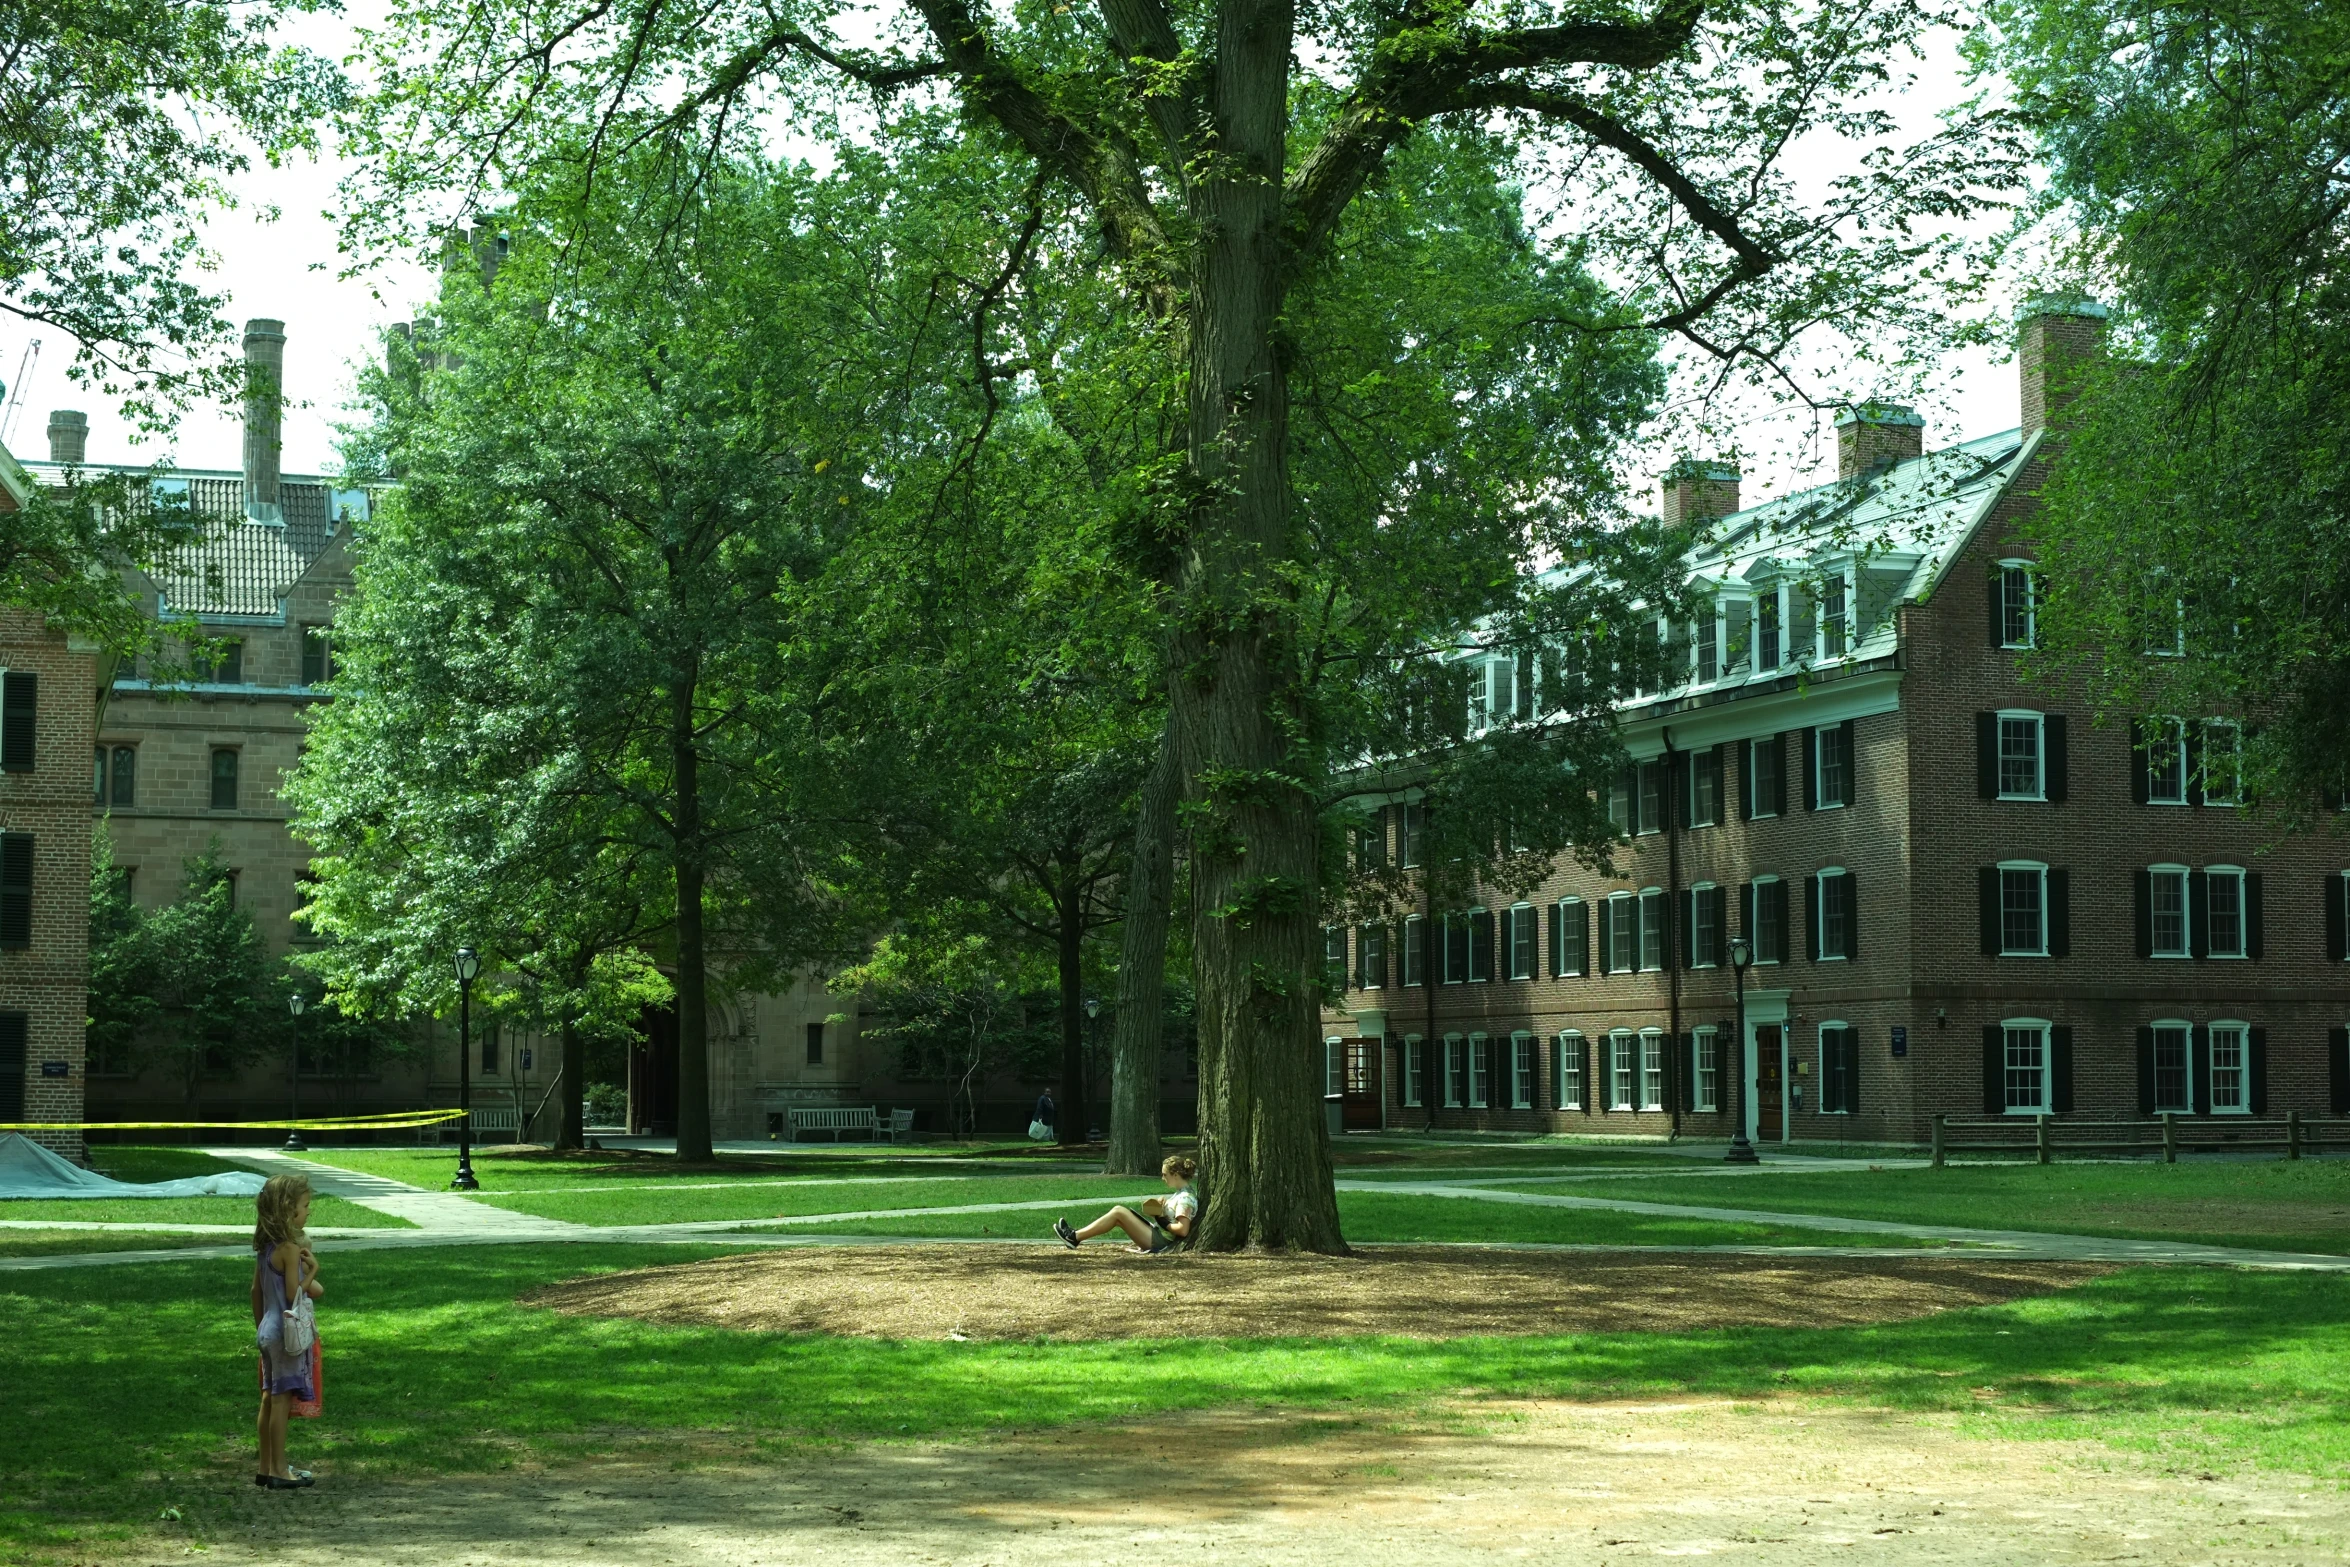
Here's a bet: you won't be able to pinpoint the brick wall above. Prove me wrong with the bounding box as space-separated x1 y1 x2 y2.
0 608 98 1157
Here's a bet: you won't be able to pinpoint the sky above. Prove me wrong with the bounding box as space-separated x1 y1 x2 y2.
0 8 2023 504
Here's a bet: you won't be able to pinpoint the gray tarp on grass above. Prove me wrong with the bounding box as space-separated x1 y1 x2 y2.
0 1132 267 1198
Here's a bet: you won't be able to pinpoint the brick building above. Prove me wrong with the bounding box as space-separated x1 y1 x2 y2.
1322 299 2350 1146
0 444 103 1155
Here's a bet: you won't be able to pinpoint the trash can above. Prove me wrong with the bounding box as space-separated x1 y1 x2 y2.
1325 1094 1344 1138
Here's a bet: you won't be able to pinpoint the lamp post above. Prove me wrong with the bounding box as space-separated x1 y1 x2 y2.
452 946 481 1191
1725 935 1760 1164
283 992 308 1153
1083 995 1101 1141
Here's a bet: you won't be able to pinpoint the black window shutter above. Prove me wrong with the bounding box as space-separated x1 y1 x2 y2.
1804 874 1821 961
1989 569 2006 646
1579 1034 1594 1115
0 671 33 771
1975 713 1999 799
2047 868 2069 958
2189 871 2211 958
0 834 31 949
1982 1024 2005 1115
2131 723 2149 805
1737 741 1753 821
2134 869 2154 958
2246 872 2264 959
1770 733 1788 816
1844 871 1858 961
1979 867 2001 956
2051 1025 2074 1113
1573 901 1589 977
1596 899 1613 975
2192 1024 2211 1115
1474 911 1495 981
1801 726 1818 811
1679 889 1695 970
2185 726 2205 807
2248 1027 2268 1115
2331 1026 2349 1114
1841 720 1858 802
1546 902 1561 977
1741 881 1756 947
0 1012 23 1121
2046 715 2069 801
1684 1033 1699 1113
2329 876 2348 963
1846 1029 1862 1115
2135 1026 2156 1114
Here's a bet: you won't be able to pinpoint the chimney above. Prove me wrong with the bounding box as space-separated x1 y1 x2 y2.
1660 460 1741 527
2018 294 2109 437
241 317 286 524
45 410 87 465
1835 403 1924 481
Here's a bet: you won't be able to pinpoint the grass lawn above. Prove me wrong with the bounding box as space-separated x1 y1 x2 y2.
84 1147 258 1182
3 1245 2345 1564
1509 1160 2350 1253
0 1194 408 1227
0 1231 249 1259
762 1190 1937 1248
472 1174 1160 1226
290 1145 1122 1191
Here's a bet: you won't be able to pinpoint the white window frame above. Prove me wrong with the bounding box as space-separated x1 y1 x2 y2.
1998 560 2038 649
1639 1028 1666 1111
2205 866 2247 959
1996 710 2045 801
1747 736 1779 819
1609 1029 1637 1110
1751 873 1783 965
2001 1018 2052 1114
1402 914 1425 986
1357 922 1386 991
1637 887 1665 972
1402 1036 1424 1108
1506 902 1536 981
1466 905 1491 984
1511 1031 1535 1109
1813 724 1853 810
1607 891 1637 974
1441 913 1466 985
1555 1031 1584 1110
1693 609 1721 686
1467 1031 1490 1108
1692 1026 1719 1112
2149 865 2190 959
1816 567 1854 662
1687 749 1720 827
2209 1019 2250 1113
2147 718 2189 805
2202 720 2244 806
1816 866 1853 963
1325 1037 1345 1097
1443 1034 1465 1108
1398 801 1423 867
1998 859 2049 958
2150 1018 2191 1113
1690 881 1720 969
1756 583 1785 671
1555 897 1586 976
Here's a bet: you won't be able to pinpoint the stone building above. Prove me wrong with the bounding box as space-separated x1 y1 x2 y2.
1322 299 2350 1145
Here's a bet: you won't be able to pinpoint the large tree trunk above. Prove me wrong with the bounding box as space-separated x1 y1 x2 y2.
555 1011 585 1151
1056 869 1086 1146
1104 714 1179 1175
671 669 714 1162
1172 0 1344 1253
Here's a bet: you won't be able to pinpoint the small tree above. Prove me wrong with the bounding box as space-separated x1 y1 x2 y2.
140 847 272 1104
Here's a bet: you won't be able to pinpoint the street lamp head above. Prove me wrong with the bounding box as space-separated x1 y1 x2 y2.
1084 996 1101 1020
288 992 306 1017
454 946 481 984
1728 934 1753 971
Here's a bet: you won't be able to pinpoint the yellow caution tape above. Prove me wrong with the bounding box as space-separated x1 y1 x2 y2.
0 1109 472 1132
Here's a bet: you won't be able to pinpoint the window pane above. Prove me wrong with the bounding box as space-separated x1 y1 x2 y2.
210 749 239 811
2001 868 2043 954
1758 592 1781 669
93 746 107 804
2210 1025 2247 1110
1822 578 1848 656
2153 1026 2190 1112
1750 740 1777 816
1822 873 1850 958
1637 762 1662 833
1640 1033 1664 1110
1611 898 1637 972
110 747 135 807
1998 717 2041 797
1638 892 1664 970
1509 907 1535 980
1696 617 1719 683
2149 722 2187 803
1558 1034 1583 1109
1817 727 1849 806
1756 882 1782 963
2208 873 2244 956
1612 1034 1635 1109
2004 1026 2046 1111
1404 1041 1423 1107
2151 872 2187 955
1696 1030 1718 1111
1446 1041 1465 1107
2002 566 2034 647
1402 917 1424 986
1694 891 1718 967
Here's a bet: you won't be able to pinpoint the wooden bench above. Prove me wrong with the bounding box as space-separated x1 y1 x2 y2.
886 1108 916 1145
421 1106 522 1146
787 1106 882 1143
1931 1112 2350 1166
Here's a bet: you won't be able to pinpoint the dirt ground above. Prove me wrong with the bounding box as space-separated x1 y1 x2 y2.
183 1400 2350 1566
522 1244 2109 1339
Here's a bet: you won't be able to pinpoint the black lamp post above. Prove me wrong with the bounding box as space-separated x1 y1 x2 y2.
1725 934 1760 1164
452 946 481 1191
283 992 308 1153
1082 995 1101 1140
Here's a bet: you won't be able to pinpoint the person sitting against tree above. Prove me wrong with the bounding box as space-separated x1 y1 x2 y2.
1054 1155 1199 1252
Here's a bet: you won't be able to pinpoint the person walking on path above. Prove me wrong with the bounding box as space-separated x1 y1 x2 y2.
1055 1155 1199 1252
1030 1090 1056 1142
251 1174 324 1489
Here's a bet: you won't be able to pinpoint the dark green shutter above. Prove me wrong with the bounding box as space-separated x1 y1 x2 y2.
2189 872 2210 958
2045 715 2068 801
2134 869 2153 958
2051 1025 2074 1114
2131 722 2149 805
2136 1027 2155 1113
2330 1026 2349 1114
1976 713 1998 798
2328 876 2348 963
1843 871 1859 961
1801 726 1818 810
0 1012 24 1121
0 672 32 772
1983 1025 2004 1114
1979 867 2001 955
0 834 30 949
1771 733 1789 815
2047 868 2069 958
2185 726 2205 807
1679 889 1695 971
2246 873 2264 959
1595 900 1613 975
1804 874 1820 961
1572 900 1588 976
1840 720 1858 803
1988 569 2005 646
2248 1027 2268 1115
2192 1024 2211 1115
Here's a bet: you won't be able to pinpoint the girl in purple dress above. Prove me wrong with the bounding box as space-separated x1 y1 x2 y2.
251 1174 324 1489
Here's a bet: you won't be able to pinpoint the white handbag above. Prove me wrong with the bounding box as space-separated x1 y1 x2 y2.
278 1290 316 1359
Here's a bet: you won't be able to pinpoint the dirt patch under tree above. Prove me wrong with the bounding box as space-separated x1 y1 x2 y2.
522 1244 2110 1339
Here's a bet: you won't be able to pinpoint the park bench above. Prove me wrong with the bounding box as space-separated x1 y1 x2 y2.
786 1106 883 1143
1931 1112 2350 1166
420 1105 523 1146
886 1108 917 1145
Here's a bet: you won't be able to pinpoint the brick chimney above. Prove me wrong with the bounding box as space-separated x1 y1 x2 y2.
1660 460 1741 527
241 318 286 524
2018 295 2109 437
1836 403 1924 480
45 410 86 465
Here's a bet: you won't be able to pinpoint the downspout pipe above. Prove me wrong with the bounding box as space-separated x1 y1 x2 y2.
1663 730 1684 1141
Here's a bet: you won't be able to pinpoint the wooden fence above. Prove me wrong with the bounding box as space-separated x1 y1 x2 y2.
1931 1112 2350 1166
